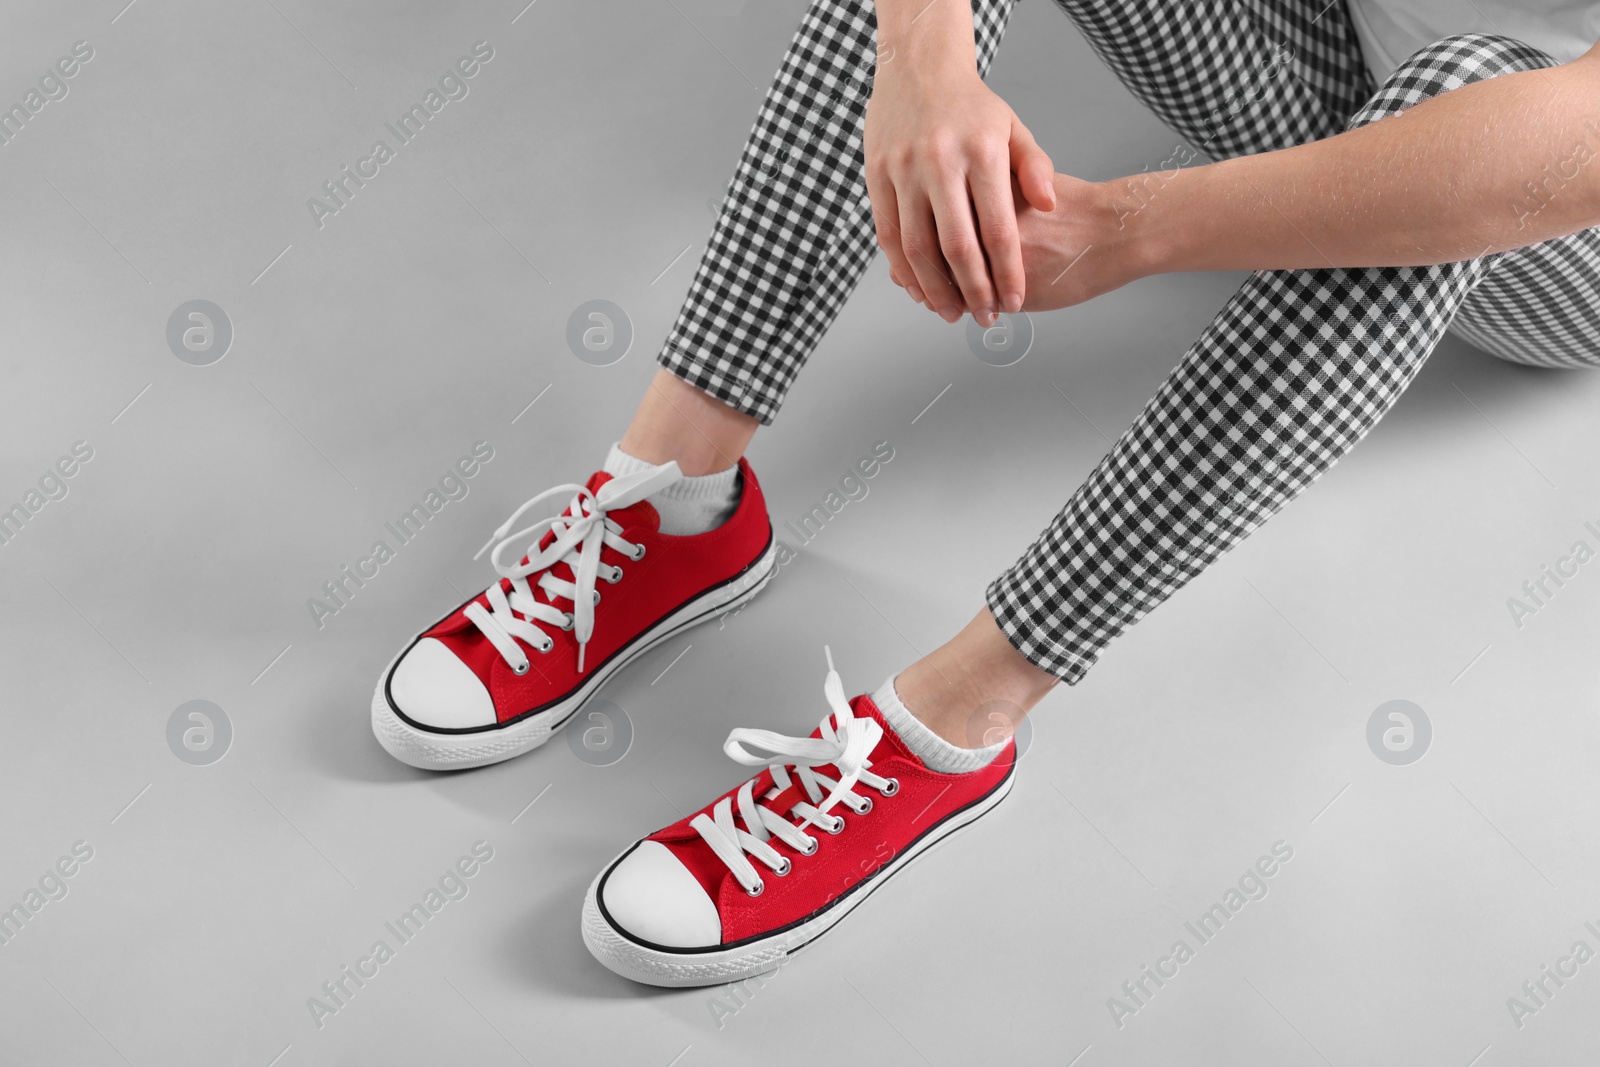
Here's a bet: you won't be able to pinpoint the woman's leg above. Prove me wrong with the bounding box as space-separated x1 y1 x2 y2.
1047 0 1374 161
1451 226 1600 370
624 0 1020 461
618 368 761 476
963 33 1593 712
900 0 1377 737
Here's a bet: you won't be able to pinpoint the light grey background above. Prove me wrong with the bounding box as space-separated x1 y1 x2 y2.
2 1 1598 1064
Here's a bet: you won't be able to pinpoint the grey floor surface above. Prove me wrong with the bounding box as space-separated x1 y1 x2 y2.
2 1 1599 1064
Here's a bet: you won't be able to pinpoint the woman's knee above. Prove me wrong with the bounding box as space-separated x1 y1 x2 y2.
1347 33 1558 131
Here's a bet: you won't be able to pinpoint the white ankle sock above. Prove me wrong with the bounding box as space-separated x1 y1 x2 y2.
603 442 741 536
870 675 1006 775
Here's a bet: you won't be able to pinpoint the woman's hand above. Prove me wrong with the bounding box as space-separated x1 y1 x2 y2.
864 65 1056 326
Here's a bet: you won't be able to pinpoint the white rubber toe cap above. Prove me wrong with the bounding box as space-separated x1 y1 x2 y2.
389 637 496 730
602 841 722 949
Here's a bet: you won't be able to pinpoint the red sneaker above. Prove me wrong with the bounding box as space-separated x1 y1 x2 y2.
581 650 1016 987
372 459 776 770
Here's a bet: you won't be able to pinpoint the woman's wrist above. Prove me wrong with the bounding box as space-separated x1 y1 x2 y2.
1101 163 1217 281
1069 177 1175 291
873 0 977 79
871 42 976 87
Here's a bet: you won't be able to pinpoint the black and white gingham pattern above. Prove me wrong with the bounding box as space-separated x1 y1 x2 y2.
1048 0 1375 159
987 31 1600 682
656 0 1017 426
1455 231 1600 368
657 0 1600 681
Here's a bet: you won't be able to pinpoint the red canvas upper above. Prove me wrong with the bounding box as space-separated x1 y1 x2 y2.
420 458 772 724
646 695 1016 945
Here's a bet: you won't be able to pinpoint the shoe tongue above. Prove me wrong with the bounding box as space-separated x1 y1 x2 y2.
759 697 892 822
506 471 659 610
581 470 662 535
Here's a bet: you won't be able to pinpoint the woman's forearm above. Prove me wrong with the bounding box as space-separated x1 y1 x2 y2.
1124 49 1600 275
873 0 976 74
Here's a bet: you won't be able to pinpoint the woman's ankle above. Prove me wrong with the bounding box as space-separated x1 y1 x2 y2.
893 608 1059 749
618 369 759 476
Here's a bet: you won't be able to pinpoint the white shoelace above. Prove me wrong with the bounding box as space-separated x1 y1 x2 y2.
464 463 683 674
691 648 900 897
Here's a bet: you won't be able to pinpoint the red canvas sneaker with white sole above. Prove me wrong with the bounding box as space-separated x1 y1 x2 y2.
582 650 1016 987
372 459 776 770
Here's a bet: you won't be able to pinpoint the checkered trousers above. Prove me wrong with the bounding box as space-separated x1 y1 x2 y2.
988 29 1600 683
657 0 1600 682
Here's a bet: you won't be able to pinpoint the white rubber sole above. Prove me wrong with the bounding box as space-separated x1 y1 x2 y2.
581 763 1015 987
371 542 777 771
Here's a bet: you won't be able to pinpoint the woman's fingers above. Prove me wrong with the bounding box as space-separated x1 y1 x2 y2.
968 156 1025 315
866 167 924 303
928 165 997 322
1010 120 1057 213
899 193 964 321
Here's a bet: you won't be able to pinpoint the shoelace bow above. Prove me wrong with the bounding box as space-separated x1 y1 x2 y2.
464 463 682 674
691 648 899 896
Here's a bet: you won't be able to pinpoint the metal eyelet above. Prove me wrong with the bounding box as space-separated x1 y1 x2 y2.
745 880 765 897
592 590 601 605
773 858 792 876
856 797 873 815
800 838 819 856
825 815 845 835
560 614 574 631
630 544 647 561
880 778 900 797
537 640 554 654
512 661 530 675
603 566 622 584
